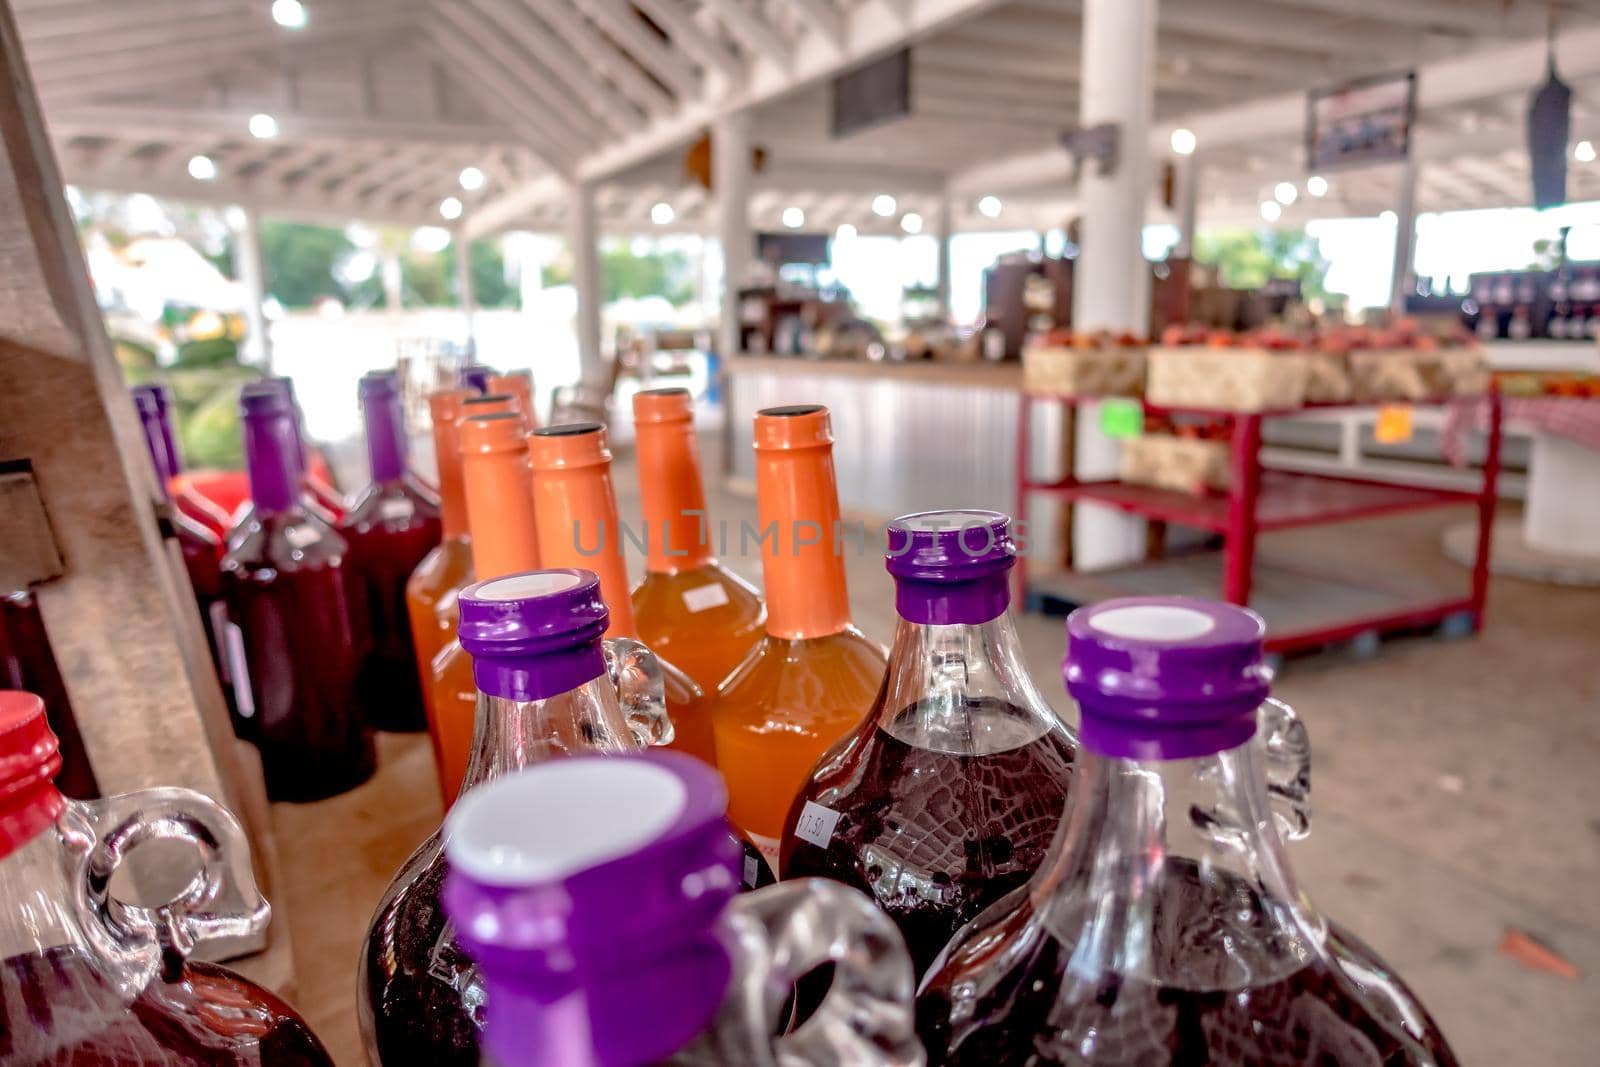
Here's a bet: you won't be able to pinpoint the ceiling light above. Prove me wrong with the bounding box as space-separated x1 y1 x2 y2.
1306 175 1329 197
1379 209 1398 224
458 166 486 191
1577 140 1597 163
977 195 1003 218
900 211 924 234
650 201 675 225
1274 181 1298 205
248 113 278 139
871 194 896 217
1259 200 1282 222
440 196 464 221
1170 128 1197 156
834 223 857 241
187 155 218 181
270 0 307 29
413 226 452 253
782 206 805 229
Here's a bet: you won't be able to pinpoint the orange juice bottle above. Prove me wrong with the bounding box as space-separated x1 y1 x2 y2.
714 405 887 871
629 388 764 691
487 371 537 430
527 422 717 767
424 392 521 633
405 389 474 747
427 411 540 804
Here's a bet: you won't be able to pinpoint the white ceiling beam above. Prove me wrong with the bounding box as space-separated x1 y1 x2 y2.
1268 0 1546 36
23 10 264 66
773 0 845 52
430 10 596 160
424 29 576 172
1156 0 1420 58
571 0 703 100
466 0 644 135
698 0 792 66
19 0 242 40
65 166 437 229
629 0 745 83
47 106 515 150
520 0 676 117
460 174 570 239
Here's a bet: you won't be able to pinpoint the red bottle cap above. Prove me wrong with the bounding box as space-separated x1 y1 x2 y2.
0 691 66 859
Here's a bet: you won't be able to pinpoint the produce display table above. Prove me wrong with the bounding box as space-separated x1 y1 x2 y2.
1017 392 1503 654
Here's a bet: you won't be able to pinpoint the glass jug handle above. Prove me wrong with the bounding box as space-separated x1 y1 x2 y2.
721 879 924 1067
603 637 674 748
1259 697 1312 841
74 787 269 975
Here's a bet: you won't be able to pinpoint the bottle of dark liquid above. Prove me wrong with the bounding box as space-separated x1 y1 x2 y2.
341 371 442 732
0 592 98 799
0 688 336 1065
221 384 375 800
440 751 924 1067
358 567 672 1067
918 597 1460 1066
781 509 1075 977
131 383 237 727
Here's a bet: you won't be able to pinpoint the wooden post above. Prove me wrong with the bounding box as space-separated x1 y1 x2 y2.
0 0 292 992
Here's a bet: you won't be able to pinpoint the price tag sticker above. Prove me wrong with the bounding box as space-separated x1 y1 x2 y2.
793 801 842 850
1375 405 1414 444
682 583 730 613
1099 398 1144 440
381 498 416 522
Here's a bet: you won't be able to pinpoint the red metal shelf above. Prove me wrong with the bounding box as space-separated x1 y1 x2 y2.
1025 470 1480 533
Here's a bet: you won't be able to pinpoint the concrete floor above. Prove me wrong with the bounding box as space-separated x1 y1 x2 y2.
280 437 1599 1066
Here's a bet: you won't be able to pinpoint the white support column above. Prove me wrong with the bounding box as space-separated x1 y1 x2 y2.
935 195 953 319
571 179 604 384
1174 156 1200 258
1389 156 1419 316
1073 0 1156 570
229 205 271 371
715 110 752 359
455 228 477 358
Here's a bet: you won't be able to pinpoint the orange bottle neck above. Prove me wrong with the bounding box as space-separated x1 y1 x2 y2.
754 445 852 640
531 459 638 638
635 420 714 574
462 448 541 578
432 416 468 541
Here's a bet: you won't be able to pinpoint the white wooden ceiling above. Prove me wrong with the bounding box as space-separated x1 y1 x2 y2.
16 0 1600 237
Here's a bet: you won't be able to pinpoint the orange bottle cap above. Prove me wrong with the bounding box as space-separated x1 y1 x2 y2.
633 387 693 425
461 392 517 421
753 404 833 451
459 411 527 455
528 422 636 637
487 372 537 430
461 413 540 578
633 390 710 573
427 389 471 538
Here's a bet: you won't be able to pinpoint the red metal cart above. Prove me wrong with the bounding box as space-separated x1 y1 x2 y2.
1015 390 1503 654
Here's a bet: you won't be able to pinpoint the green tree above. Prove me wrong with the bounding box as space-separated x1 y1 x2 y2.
598 240 695 304
261 221 359 308
1194 226 1333 304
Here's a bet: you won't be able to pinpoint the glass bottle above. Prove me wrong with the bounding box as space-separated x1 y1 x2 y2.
359 567 671 1067
0 591 98 800
487 370 537 429
221 384 375 801
714 405 887 871
629 387 764 695
781 509 1075 977
227 377 340 546
442 750 925 1067
917 597 1460 1066
131 383 236 727
529 422 718 769
0 689 336 1065
342 371 443 732
461 365 495 395
429 410 542 805
260 375 345 523
129 381 233 537
408 389 475 750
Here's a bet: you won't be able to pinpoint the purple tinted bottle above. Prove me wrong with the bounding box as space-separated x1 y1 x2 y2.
341 372 442 732
221 384 375 801
781 510 1075 978
917 598 1460 1066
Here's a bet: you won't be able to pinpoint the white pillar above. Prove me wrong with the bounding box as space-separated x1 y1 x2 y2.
381 253 403 313
715 111 752 358
1389 157 1419 316
570 180 604 384
935 195 953 319
230 206 271 371
1072 0 1156 570
454 228 477 358
1174 156 1200 259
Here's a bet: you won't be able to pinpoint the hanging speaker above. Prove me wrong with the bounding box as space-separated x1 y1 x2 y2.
1529 64 1572 210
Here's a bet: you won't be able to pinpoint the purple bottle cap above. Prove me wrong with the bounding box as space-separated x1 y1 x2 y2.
461 365 496 394
1064 597 1272 761
130 384 176 486
358 371 407 482
886 509 1015 625
256 376 310 477
457 569 610 701
239 384 300 513
443 751 739 1067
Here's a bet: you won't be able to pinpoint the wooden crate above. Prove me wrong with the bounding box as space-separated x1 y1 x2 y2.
1146 346 1308 412
1022 341 1145 397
